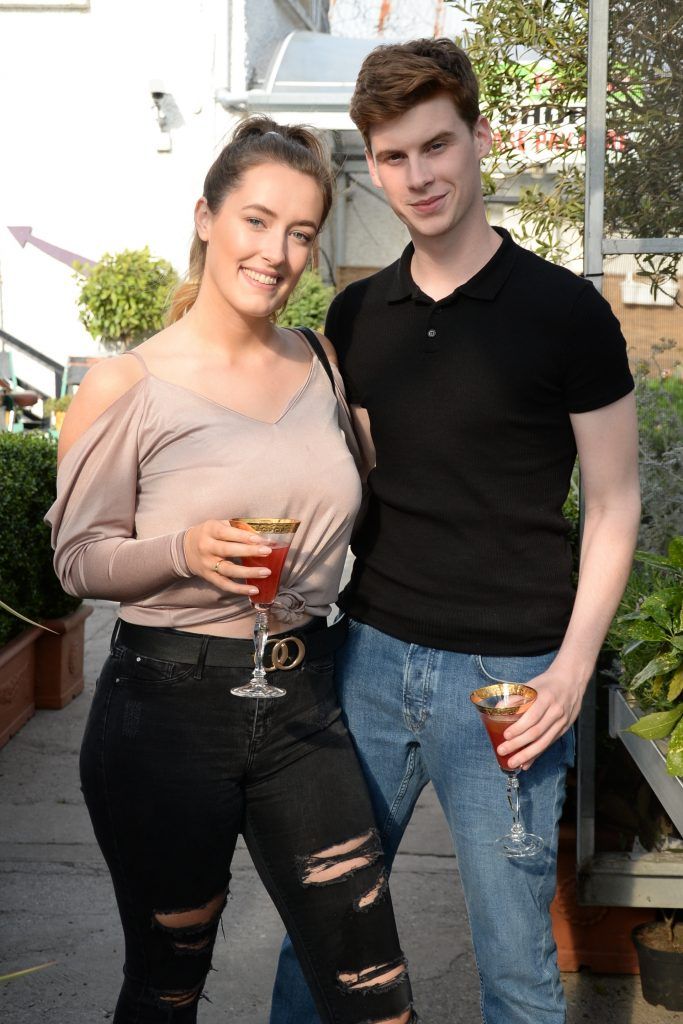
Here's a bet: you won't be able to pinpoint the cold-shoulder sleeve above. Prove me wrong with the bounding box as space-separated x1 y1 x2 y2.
45 381 192 601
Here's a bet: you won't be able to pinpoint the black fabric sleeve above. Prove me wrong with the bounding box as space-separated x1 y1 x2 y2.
324 289 363 406
563 283 635 413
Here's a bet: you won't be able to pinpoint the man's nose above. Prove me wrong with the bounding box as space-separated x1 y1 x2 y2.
406 156 434 190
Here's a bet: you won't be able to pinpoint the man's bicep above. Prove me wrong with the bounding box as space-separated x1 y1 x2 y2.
351 405 376 478
570 392 640 507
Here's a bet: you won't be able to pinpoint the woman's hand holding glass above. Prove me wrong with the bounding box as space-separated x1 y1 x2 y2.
183 520 273 595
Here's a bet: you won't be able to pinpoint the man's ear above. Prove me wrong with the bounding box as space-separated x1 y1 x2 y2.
474 115 493 160
195 197 211 241
365 148 383 190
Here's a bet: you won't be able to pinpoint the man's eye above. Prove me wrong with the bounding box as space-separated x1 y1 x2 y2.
430 141 446 151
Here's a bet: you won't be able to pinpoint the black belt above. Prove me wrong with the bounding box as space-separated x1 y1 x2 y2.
114 616 348 672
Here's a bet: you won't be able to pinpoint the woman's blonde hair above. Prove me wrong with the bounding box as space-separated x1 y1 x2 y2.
168 116 334 323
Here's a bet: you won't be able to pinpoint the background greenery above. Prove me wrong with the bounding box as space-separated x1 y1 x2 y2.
449 0 682 286
277 269 335 330
0 434 80 648
75 247 178 352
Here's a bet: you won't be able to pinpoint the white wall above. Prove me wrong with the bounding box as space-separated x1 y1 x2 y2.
0 0 240 386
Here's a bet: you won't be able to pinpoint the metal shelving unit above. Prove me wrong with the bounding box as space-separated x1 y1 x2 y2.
578 689 683 909
576 0 683 909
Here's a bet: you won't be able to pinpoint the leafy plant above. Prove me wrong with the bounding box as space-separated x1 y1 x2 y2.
608 537 683 776
75 247 178 352
0 434 80 648
277 270 334 331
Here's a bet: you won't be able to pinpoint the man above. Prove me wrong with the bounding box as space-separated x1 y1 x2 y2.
271 38 640 1024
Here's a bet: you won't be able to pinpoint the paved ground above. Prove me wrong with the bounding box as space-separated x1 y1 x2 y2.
1 601 681 1023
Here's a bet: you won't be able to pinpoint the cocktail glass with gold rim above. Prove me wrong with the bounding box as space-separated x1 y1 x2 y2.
230 518 300 699
470 682 544 858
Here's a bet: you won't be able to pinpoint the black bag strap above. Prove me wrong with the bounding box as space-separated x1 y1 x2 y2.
296 326 336 393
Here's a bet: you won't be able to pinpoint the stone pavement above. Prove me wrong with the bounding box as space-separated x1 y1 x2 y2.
1 601 680 1023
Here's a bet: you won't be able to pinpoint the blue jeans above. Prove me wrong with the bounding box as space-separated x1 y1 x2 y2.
271 619 574 1024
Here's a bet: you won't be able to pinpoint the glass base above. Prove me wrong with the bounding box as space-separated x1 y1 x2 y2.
495 831 544 859
230 681 286 699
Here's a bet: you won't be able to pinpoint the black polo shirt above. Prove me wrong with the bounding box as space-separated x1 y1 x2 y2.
327 228 634 655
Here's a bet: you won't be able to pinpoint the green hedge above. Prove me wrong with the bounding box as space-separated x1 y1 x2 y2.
0 433 80 647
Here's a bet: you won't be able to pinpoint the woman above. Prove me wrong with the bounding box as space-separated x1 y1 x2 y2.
47 118 415 1024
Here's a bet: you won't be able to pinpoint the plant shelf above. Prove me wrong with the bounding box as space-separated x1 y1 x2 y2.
609 687 683 836
577 687 683 908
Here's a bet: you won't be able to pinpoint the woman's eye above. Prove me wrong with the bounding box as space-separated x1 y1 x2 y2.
292 230 313 243
247 217 265 228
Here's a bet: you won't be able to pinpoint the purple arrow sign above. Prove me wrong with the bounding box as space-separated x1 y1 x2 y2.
7 226 96 272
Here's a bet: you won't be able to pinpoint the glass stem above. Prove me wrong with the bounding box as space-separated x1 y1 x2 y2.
252 609 269 683
506 773 526 841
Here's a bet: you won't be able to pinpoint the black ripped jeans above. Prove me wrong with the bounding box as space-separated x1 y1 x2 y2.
80 622 414 1023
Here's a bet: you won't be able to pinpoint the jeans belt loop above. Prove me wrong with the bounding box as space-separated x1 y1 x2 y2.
194 635 210 680
110 618 122 654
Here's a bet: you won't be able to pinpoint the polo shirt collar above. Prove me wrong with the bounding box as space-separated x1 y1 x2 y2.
387 226 517 304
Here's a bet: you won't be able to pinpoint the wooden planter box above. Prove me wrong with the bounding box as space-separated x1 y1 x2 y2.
34 604 93 710
0 626 40 749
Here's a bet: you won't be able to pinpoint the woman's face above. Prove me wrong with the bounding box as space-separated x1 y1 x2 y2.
196 161 324 321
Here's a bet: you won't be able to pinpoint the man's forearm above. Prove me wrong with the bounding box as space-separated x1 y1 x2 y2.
552 500 641 688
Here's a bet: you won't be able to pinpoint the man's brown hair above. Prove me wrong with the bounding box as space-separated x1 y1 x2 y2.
350 38 480 149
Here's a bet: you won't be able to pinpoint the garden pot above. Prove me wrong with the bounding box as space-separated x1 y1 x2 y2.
34 604 93 709
550 822 656 972
632 921 683 1010
0 626 40 749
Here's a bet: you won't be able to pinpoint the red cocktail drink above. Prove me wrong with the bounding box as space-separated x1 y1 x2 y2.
482 714 519 772
242 544 290 606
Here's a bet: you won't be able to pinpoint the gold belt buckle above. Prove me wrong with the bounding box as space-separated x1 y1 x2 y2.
262 635 306 672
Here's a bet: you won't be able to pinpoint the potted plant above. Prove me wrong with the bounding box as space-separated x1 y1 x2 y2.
43 394 73 433
608 537 683 777
0 434 89 742
75 247 178 351
632 912 683 1011
0 433 56 746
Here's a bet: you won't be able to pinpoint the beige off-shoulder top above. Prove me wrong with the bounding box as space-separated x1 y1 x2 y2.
46 344 362 636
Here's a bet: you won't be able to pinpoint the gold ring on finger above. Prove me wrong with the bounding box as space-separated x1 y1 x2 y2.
213 559 225 573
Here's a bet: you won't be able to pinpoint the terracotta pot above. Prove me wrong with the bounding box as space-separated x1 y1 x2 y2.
550 822 656 973
34 604 93 710
0 627 40 749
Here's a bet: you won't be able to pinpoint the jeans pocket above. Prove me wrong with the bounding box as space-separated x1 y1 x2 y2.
475 649 558 686
115 648 195 686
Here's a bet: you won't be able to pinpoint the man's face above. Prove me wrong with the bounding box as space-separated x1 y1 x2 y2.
365 92 491 243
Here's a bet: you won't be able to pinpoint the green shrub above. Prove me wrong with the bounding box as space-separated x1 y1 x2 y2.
0 434 80 647
277 270 335 331
43 394 73 416
76 247 178 352
634 360 683 555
